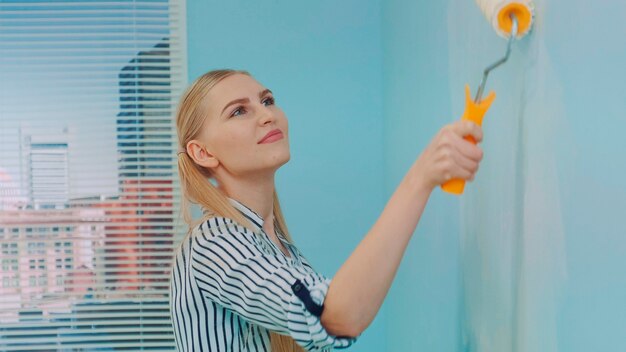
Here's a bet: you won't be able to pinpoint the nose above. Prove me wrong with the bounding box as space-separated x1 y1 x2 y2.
258 105 276 126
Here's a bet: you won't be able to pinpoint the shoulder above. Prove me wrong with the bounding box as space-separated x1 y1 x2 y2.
191 216 255 239
189 216 261 255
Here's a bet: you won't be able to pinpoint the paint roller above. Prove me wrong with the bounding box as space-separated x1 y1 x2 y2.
441 0 534 195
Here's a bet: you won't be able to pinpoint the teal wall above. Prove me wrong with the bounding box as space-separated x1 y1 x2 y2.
382 0 626 351
382 1 461 351
186 1 386 351
188 0 626 351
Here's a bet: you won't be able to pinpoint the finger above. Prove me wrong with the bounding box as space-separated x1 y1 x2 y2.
440 157 473 182
450 120 483 143
453 166 474 181
469 163 481 180
454 138 484 162
452 152 479 174
468 163 481 182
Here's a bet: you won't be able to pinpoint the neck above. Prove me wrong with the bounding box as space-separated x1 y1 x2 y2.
217 172 276 232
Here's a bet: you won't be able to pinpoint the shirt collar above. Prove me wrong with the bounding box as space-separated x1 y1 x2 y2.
227 197 265 231
227 197 291 247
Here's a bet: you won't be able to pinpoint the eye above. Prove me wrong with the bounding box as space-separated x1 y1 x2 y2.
230 106 245 117
262 96 275 106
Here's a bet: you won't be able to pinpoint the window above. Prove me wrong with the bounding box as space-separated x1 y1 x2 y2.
0 0 187 350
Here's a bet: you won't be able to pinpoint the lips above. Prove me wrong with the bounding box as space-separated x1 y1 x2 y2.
259 129 283 143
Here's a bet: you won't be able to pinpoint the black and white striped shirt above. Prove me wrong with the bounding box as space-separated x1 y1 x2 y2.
170 197 359 351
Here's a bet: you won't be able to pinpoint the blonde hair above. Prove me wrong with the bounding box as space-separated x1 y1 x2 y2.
175 69 305 352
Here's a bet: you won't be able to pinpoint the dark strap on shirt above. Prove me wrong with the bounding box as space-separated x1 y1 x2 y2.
291 279 324 317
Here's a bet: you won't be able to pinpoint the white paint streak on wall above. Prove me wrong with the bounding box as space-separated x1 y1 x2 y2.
447 1 567 351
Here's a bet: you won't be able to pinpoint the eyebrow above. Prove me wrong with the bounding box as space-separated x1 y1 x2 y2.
221 89 273 116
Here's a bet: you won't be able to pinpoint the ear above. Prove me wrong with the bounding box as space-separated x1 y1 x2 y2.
186 140 219 169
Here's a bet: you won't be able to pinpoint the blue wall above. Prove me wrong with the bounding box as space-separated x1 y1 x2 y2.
382 1 461 351
188 0 626 351
524 1 626 350
383 0 626 351
186 1 386 351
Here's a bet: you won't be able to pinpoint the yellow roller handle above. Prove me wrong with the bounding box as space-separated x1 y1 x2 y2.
441 84 495 195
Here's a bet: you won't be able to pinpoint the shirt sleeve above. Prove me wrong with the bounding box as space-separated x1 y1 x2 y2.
189 216 359 351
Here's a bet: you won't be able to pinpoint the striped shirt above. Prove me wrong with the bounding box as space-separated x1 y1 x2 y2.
170 197 359 351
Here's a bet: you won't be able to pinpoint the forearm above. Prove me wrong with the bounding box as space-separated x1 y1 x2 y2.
320 165 433 337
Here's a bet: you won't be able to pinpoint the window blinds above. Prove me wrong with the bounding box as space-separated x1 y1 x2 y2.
0 0 187 350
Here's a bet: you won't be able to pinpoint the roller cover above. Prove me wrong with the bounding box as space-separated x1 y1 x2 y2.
475 0 534 38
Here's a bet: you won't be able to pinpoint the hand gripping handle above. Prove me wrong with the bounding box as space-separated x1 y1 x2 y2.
441 85 495 195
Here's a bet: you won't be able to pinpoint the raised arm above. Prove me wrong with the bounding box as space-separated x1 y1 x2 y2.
321 120 484 337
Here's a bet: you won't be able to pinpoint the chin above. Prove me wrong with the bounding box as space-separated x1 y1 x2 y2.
256 146 290 171
275 152 291 167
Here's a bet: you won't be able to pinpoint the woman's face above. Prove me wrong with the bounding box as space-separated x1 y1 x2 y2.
189 73 290 178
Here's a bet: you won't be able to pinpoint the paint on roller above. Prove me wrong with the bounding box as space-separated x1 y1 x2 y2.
447 0 566 351
475 0 535 38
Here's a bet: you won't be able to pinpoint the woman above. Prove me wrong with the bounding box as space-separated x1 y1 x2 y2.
170 69 483 351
